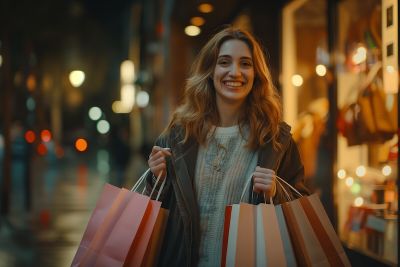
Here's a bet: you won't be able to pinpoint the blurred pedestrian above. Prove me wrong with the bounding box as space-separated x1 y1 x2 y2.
146 26 309 266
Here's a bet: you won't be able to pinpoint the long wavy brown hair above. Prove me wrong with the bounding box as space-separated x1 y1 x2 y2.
166 27 283 150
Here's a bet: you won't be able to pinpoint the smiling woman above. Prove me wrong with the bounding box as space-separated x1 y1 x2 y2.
213 39 255 126
144 26 309 266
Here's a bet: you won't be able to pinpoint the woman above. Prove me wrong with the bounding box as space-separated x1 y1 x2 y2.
146 27 308 267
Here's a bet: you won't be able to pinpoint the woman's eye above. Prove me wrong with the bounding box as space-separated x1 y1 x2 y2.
218 60 229 65
242 61 253 67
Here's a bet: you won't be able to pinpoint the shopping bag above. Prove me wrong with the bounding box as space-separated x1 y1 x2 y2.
71 169 167 267
256 204 288 266
221 177 292 267
278 177 351 267
81 190 152 267
71 183 122 266
124 197 161 267
222 203 255 267
141 207 169 267
275 205 297 267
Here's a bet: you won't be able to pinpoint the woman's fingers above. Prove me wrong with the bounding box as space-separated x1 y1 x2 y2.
148 146 171 178
149 146 171 159
252 166 276 196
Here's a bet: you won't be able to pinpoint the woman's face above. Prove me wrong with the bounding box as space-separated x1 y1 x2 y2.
213 39 255 108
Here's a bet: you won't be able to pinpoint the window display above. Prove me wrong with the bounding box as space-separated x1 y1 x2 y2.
282 0 398 265
336 0 398 264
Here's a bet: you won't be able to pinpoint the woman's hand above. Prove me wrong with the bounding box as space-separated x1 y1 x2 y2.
253 166 276 197
148 146 172 179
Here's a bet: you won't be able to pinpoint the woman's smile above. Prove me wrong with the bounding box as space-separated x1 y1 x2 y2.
213 39 255 106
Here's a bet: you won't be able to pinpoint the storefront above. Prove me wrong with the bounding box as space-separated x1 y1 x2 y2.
281 0 398 265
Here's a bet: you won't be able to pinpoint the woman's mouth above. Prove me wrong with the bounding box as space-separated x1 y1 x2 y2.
223 81 244 87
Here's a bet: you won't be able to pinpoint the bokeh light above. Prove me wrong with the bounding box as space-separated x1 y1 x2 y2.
26 97 36 111
69 70 85 87
345 177 354 187
37 143 48 156
198 3 214 13
136 91 150 108
382 165 392 176
88 106 102 120
291 74 303 87
185 25 201 36
24 130 36 143
26 74 37 91
315 64 327 76
190 16 205 26
97 120 110 134
40 130 52 143
355 165 366 177
350 183 361 194
337 169 346 179
75 138 88 152
354 197 364 207
352 46 367 64
120 60 135 84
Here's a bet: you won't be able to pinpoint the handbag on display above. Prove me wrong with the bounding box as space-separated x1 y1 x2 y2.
338 62 397 146
71 169 168 267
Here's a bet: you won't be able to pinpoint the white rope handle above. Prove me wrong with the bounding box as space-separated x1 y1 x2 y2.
131 169 166 201
131 168 151 192
276 180 292 201
149 171 166 200
240 174 254 202
275 175 303 197
240 174 275 204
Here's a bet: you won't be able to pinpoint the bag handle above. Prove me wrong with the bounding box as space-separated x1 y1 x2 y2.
360 61 382 91
239 174 273 204
130 168 166 201
275 175 303 198
341 61 382 106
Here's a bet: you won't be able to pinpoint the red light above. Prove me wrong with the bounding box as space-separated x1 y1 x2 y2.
41 129 52 142
75 138 88 152
37 143 47 156
24 130 36 143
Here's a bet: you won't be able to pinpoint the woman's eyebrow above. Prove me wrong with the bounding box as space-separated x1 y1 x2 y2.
217 55 252 60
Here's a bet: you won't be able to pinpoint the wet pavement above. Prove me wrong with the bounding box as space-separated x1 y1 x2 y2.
0 147 147 267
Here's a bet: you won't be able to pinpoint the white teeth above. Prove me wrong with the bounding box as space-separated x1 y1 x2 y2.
225 81 242 87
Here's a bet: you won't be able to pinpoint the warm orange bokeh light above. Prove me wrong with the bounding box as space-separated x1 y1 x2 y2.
24 130 36 143
26 74 37 92
37 143 47 156
41 129 52 142
75 138 88 152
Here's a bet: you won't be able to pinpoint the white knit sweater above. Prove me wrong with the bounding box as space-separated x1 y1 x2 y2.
194 125 258 267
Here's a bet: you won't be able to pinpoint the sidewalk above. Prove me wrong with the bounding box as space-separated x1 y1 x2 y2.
0 148 142 267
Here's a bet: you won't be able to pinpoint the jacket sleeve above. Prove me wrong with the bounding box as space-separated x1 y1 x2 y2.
274 137 310 203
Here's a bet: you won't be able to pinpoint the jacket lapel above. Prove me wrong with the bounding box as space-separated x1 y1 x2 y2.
169 134 200 262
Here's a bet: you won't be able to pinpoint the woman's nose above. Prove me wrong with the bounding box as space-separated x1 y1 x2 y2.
228 63 241 76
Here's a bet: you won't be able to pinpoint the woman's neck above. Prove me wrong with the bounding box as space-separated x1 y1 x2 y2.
216 100 243 127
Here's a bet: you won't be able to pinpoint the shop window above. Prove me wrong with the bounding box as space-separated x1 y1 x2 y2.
336 0 398 264
282 0 329 188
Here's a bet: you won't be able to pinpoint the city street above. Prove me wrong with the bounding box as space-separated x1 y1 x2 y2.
0 147 147 267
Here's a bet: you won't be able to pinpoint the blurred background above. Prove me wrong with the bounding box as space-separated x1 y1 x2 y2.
0 0 398 266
